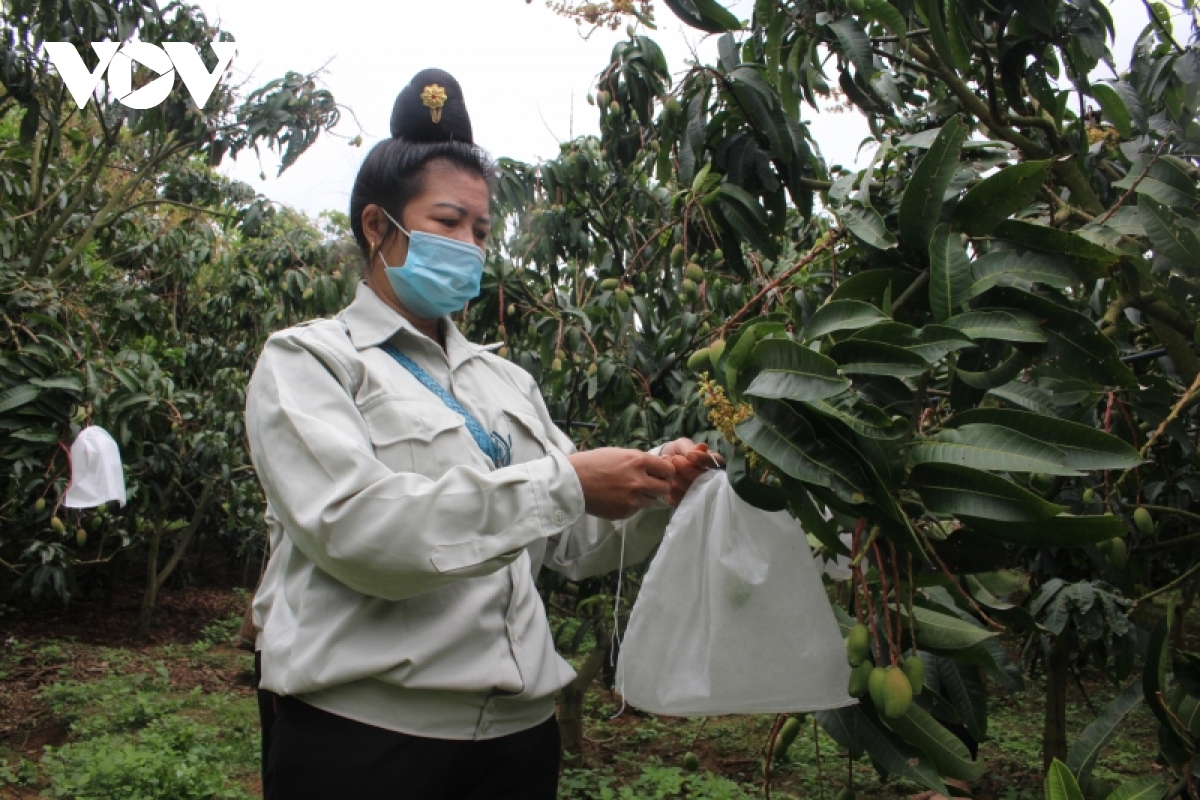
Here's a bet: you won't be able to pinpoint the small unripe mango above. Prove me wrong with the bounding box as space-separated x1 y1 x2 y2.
609 100 621 114
847 660 873 698
687 348 712 373
771 716 802 762
34 498 46 513
50 516 66 534
1030 473 1053 492
682 752 700 772
882 666 913 719
1082 488 1096 504
903 655 925 695
682 278 698 299
614 289 631 311
671 244 686 269
1133 507 1154 535
587 362 598 377
75 527 87 547
846 623 870 667
708 338 727 368
1107 538 1128 570
600 277 620 290
868 666 888 708
685 263 705 283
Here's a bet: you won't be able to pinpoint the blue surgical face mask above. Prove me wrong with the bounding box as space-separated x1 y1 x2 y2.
377 208 486 319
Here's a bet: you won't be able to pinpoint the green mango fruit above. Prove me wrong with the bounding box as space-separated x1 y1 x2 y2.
599 277 620 290
687 348 712 373
847 660 873 698
1107 538 1128 570
671 244 686 269
682 752 700 772
902 655 925 695
614 289 631 311
882 667 913 719
34 498 46 513
75 528 87 547
868 666 888 708
846 623 871 666
708 338 727 369
1030 473 1053 492
771 716 803 762
1082 488 1096 504
1133 507 1154 536
685 263 705 283
50 516 65 535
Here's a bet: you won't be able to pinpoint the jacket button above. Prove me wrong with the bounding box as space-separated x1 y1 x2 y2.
553 510 567 526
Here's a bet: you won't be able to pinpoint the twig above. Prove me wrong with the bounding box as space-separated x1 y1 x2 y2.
890 270 930 314
1112 371 1200 498
1133 560 1200 610
872 539 898 665
916 525 1006 630
1139 0 1186 53
814 716 825 800
687 717 709 749
764 713 786 800
718 229 846 339
1095 136 1171 225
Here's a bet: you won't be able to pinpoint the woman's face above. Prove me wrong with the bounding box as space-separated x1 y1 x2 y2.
362 160 491 322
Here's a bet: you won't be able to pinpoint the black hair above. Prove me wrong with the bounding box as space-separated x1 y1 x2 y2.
349 68 496 260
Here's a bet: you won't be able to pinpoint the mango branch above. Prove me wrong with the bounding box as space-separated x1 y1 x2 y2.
1111 371 1200 498
718 229 846 339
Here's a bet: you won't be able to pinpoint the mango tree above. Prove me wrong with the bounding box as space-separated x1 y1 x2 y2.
487 0 1199 789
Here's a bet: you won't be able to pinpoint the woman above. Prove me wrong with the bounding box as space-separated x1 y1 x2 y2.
245 69 718 800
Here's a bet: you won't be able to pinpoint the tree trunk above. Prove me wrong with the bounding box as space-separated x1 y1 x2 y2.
558 635 610 767
137 520 165 638
1043 639 1070 772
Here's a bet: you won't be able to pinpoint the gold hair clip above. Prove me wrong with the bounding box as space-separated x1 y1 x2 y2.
421 84 448 123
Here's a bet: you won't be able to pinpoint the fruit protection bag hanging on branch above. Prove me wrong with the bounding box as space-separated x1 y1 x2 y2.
615 470 855 716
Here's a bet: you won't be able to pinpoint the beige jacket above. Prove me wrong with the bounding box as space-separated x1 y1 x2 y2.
246 282 671 740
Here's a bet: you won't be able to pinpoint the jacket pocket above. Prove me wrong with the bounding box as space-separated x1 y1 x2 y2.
361 398 470 477
499 407 552 466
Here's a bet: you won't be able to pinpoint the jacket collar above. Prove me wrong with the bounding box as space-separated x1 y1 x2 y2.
339 281 483 370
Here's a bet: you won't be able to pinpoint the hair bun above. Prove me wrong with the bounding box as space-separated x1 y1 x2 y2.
390 68 473 143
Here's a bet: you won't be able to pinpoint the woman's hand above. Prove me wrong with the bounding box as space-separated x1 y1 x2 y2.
659 438 724 506
567 448 676 520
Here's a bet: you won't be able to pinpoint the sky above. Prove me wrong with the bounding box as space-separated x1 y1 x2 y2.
192 0 1171 220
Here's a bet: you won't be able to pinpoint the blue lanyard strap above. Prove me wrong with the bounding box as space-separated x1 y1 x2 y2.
379 343 511 469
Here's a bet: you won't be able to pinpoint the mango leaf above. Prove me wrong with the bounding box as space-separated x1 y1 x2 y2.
828 16 875 79
0 384 40 414
961 513 1127 547
803 300 889 340
1066 680 1144 784
993 220 1119 266
987 287 1137 388
827 339 930 377
1045 759 1085 800
829 269 918 306
946 309 1048 342
815 704 949 793
852 323 973 364
1112 156 1199 208
1110 80 1149 133
716 183 779 259
911 462 1066 522
911 423 1078 475
1140 196 1200 273
957 349 1035 390
929 224 973 322
1144 603 1193 750
882 701 985 781
967 250 1080 297
802 392 907 439
736 398 870 503
840 205 898 250
914 0 965 73
745 338 849 402
1104 776 1169 800
953 161 1051 236
727 449 788 512
786 481 849 556
1090 83 1133 139
661 0 742 32
903 604 998 650
936 655 989 741
986 382 1059 416
862 0 907 37
898 117 967 252
946 409 1143 471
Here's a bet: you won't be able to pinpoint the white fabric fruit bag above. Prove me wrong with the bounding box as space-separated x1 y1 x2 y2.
615 470 854 716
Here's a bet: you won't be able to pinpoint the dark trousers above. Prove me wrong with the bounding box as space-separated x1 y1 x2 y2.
255 658 561 800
